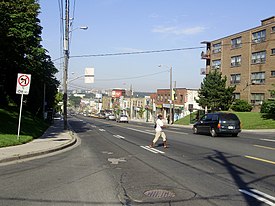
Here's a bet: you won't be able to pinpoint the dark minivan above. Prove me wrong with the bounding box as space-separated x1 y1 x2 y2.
192 112 241 137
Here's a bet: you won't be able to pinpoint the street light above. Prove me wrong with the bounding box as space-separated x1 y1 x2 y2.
158 65 173 125
63 0 88 130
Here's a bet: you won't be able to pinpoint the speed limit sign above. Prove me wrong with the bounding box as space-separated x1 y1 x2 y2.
16 73 31 95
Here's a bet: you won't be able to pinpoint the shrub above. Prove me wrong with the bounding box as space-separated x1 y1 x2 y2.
231 100 252 112
261 100 275 114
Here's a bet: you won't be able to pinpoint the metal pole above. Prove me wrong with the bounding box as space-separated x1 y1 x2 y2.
17 94 24 141
43 83 46 120
169 66 172 125
63 0 69 130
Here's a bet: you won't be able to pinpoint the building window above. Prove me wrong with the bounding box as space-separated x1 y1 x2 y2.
251 93 264 105
233 93 240 100
251 72 265 84
252 30 266 43
231 55 241 67
213 43 221 53
230 74 241 84
271 71 275 77
272 26 275 33
231 37 242 49
272 48 275 55
212 59 221 69
251 51 266 64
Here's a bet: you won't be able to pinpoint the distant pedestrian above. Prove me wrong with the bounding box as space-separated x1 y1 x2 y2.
167 114 170 124
149 114 168 148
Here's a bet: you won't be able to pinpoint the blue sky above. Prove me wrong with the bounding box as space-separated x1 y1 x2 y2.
39 0 275 92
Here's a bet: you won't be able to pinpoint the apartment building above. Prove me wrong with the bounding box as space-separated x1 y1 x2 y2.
203 16 275 110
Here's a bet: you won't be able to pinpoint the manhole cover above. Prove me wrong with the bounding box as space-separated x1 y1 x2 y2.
144 189 176 198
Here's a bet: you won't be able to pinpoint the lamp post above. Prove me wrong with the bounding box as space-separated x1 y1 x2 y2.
159 65 173 125
63 0 88 130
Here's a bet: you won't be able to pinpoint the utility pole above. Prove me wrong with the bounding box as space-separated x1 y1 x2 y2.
63 0 69 130
169 66 172 125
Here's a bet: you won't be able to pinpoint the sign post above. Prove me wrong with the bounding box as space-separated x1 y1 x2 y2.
16 73 31 140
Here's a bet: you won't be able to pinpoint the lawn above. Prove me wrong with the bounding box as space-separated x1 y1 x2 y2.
0 107 49 147
175 111 275 130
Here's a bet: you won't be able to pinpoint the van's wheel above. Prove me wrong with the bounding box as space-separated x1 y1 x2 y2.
232 133 238 137
193 127 198 134
210 128 217 137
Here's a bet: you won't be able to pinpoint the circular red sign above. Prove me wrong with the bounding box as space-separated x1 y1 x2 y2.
18 75 30 87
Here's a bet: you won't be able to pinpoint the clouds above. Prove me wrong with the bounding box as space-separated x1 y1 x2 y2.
152 25 206 35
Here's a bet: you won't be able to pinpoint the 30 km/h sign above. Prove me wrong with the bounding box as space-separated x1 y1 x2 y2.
16 73 31 95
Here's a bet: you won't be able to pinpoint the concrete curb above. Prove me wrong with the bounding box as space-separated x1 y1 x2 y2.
0 131 77 164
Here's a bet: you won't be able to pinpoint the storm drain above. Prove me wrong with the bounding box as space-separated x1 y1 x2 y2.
144 189 176 199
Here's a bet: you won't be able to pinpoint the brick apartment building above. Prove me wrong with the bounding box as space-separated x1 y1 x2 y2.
202 16 275 110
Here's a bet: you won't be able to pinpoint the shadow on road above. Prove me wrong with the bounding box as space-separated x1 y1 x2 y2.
208 150 263 206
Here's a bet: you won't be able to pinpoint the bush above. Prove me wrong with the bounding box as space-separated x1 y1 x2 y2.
231 100 252 112
261 100 275 114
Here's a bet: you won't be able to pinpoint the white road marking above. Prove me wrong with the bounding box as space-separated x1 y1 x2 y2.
251 189 275 202
261 139 275 142
254 145 275 150
99 129 106 132
113 135 125 139
140 146 165 154
239 189 275 206
127 127 154 135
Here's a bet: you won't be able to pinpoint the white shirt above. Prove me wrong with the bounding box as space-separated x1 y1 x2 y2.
155 118 164 132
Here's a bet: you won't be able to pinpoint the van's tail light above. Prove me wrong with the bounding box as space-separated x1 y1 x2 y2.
217 123 221 129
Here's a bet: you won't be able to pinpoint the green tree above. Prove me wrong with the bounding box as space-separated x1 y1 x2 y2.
138 106 145 119
196 70 236 111
0 0 59 117
69 95 81 108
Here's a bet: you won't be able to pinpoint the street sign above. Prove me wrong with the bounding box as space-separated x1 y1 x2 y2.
85 68 94 83
16 73 31 95
16 73 31 140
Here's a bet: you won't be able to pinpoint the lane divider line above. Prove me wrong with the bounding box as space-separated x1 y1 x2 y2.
127 127 154 135
251 189 275 202
140 146 158 154
261 139 275 142
140 146 165 154
239 189 275 206
245 155 275 165
99 129 106 132
254 145 275 150
113 135 125 139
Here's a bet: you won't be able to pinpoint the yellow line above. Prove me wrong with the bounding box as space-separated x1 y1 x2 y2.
245 156 275 165
254 144 275 150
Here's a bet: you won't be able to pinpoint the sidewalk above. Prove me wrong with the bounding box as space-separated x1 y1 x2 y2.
0 120 77 164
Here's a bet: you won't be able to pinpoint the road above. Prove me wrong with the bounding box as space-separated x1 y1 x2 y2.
0 115 274 206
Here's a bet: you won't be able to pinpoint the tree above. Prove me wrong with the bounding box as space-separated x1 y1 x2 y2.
69 95 81 108
0 0 59 117
196 70 236 111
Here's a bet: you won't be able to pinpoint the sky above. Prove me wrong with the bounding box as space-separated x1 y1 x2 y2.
39 0 275 92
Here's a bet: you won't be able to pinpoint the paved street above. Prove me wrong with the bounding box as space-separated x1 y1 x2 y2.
0 115 274 205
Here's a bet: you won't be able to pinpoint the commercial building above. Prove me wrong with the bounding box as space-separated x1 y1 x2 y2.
202 16 275 111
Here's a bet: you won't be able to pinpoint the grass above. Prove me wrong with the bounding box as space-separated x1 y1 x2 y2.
174 111 275 129
0 107 49 148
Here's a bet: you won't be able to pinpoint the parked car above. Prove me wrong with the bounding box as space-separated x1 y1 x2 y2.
108 113 116 121
192 112 241 137
116 114 128 123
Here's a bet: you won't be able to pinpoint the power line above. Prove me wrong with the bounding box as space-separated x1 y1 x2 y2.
70 46 205 58
52 46 204 61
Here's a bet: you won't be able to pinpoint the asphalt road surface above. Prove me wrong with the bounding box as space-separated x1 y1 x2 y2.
0 115 274 206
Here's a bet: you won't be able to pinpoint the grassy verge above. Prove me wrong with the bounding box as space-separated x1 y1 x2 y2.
0 107 49 148
174 111 275 129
